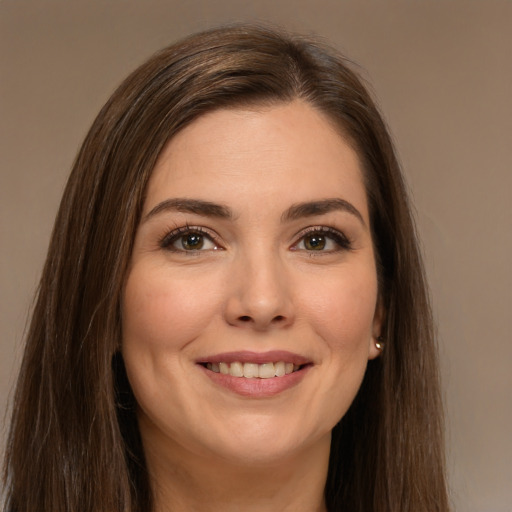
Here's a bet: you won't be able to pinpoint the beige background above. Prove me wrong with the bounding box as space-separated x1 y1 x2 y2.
1 1 511 510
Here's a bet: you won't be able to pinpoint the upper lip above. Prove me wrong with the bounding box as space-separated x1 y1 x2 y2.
197 350 311 365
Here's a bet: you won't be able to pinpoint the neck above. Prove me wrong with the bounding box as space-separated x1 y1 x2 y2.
142 425 331 512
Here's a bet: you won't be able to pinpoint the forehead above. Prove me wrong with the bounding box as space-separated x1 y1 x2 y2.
145 101 368 221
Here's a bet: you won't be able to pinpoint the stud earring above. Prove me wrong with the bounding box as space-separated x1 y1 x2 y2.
375 336 385 351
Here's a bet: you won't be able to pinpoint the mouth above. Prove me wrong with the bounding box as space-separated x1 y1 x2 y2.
196 351 312 395
200 361 305 379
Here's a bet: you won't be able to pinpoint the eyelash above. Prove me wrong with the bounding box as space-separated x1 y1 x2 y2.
159 225 221 252
292 226 352 253
159 225 352 254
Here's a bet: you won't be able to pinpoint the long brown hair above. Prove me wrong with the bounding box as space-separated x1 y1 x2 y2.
3 24 449 511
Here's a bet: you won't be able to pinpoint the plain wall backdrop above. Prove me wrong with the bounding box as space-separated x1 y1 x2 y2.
1 1 511 510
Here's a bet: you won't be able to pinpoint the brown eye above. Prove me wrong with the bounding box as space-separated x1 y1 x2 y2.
292 227 352 253
160 228 219 252
180 233 205 250
304 234 326 251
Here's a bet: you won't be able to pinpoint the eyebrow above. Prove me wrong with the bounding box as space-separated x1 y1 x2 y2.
144 197 365 226
281 198 366 226
144 198 233 222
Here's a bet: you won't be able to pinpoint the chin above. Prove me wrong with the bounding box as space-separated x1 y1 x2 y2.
191 414 331 468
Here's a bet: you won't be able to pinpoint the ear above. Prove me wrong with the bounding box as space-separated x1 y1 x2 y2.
368 297 385 360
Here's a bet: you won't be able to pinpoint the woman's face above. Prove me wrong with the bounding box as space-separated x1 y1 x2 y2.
122 101 382 466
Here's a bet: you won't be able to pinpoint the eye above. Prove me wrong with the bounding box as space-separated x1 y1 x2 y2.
160 227 220 252
292 227 351 252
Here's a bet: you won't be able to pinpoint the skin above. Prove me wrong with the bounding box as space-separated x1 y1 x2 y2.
122 100 383 511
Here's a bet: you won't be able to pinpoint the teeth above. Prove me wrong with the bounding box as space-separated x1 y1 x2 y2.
230 361 244 377
258 363 275 379
206 361 302 378
274 361 285 377
243 363 259 378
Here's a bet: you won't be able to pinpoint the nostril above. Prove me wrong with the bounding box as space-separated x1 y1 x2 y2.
233 313 290 326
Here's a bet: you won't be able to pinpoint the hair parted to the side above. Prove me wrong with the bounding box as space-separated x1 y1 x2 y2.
3 24 449 512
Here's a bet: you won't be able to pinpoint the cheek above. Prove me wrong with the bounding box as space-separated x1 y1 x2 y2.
120 264 226 431
122 264 221 353
281 266 379 437
300 267 378 349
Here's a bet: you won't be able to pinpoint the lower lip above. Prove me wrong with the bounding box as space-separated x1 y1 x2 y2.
198 364 311 397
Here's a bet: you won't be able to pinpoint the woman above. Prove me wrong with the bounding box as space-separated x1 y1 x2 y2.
3 24 449 511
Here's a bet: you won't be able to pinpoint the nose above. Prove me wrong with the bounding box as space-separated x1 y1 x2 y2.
224 252 295 331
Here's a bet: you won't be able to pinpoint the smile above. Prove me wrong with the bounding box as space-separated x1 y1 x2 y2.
197 350 312 395
204 361 301 379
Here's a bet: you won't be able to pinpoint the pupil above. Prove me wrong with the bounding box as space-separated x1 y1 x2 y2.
306 234 325 250
183 233 203 250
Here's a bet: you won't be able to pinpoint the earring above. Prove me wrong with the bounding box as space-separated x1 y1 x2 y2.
375 336 385 351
